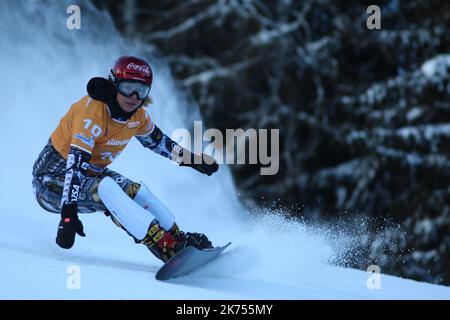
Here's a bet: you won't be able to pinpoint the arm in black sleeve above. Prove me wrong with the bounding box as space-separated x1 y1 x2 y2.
56 146 90 249
136 124 218 176
135 124 184 163
61 146 91 206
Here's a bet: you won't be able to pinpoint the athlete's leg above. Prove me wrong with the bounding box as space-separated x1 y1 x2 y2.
32 140 211 262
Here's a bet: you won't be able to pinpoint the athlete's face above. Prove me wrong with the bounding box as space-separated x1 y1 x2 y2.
116 92 142 113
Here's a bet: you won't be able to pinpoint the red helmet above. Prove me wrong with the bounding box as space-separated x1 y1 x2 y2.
109 56 153 87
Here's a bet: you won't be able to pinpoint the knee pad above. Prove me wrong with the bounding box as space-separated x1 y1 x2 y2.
98 177 154 240
98 177 176 240
133 182 175 230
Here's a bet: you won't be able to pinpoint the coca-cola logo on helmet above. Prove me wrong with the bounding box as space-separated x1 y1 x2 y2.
127 62 150 75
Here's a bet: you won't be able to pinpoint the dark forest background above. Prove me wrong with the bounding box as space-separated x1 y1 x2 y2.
92 0 450 285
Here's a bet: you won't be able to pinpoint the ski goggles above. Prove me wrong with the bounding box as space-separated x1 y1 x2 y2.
116 80 150 100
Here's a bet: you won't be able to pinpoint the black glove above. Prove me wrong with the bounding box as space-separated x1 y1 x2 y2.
180 152 218 176
56 203 86 249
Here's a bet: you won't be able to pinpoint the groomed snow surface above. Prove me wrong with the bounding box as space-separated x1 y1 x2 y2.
0 0 449 300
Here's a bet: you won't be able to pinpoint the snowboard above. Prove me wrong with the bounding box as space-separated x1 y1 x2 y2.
155 242 231 280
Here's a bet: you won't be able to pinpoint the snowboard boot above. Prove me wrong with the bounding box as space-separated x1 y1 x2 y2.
183 232 213 250
141 219 213 262
140 219 185 262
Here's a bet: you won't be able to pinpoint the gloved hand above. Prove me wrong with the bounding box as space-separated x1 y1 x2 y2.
56 203 86 249
180 152 218 176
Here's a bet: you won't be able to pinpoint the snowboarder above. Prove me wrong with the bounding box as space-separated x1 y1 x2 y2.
32 56 218 263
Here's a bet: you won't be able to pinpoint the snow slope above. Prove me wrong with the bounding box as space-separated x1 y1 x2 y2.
0 0 449 299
